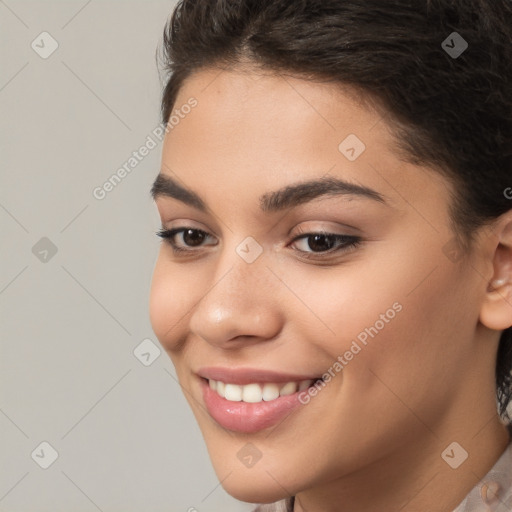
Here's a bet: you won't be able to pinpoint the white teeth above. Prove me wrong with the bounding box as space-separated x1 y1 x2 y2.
224 383 243 401
242 383 263 403
207 379 316 402
279 382 297 396
262 383 280 401
216 380 225 398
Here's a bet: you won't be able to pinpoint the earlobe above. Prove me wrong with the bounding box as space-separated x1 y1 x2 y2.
480 214 512 331
480 282 512 331
489 277 508 290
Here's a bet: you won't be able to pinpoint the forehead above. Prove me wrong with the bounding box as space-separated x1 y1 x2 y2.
172 66 380 148
160 67 451 218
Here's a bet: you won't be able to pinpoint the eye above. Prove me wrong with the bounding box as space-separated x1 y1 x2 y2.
156 227 217 254
289 231 361 258
156 226 362 259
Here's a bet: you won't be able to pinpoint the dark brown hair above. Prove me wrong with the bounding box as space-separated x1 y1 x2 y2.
157 0 512 425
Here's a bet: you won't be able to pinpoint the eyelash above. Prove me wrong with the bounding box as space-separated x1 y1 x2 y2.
156 227 362 260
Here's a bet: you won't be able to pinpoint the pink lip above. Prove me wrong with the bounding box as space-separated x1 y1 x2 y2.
199 378 306 433
197 366 320 385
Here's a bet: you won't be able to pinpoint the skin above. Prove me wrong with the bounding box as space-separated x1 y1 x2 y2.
149 66 512 512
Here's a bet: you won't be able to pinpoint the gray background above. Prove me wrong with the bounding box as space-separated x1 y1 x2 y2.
0 1 253 510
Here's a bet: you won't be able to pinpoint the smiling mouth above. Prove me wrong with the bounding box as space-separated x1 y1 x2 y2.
205 378 323 403
199 372 328 432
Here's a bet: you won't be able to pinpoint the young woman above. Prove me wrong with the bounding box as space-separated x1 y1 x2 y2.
149 1 512 510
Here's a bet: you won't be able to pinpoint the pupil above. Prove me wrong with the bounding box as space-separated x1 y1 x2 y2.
184 229 205 246
308 234 334 252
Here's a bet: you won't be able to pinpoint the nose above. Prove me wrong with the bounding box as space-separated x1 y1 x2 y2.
188 249 284 349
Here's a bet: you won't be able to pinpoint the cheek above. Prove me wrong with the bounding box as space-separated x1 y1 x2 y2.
333 263 473 421
279 258 406 354
149 254 195 351
286 241 468 388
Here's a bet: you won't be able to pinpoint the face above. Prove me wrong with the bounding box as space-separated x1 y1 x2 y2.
149 67 493 503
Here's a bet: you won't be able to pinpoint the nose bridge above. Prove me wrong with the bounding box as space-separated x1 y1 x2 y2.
212 231 272 300
188 238 282 345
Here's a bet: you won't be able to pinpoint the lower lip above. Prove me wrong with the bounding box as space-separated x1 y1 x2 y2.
200 379 305 433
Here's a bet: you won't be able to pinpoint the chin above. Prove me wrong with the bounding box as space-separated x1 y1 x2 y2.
208 456 300 504
221 478 288 505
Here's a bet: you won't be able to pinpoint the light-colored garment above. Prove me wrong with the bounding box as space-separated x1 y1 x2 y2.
452 439 512 512
252 440 512 512
252 498 292 512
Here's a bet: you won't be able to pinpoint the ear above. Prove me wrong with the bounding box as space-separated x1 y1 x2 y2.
479 211 512 331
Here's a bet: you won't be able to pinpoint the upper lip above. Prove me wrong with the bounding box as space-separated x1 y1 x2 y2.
197 366 321 385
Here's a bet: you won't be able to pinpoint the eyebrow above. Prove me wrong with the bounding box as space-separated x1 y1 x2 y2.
150 173 387 213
